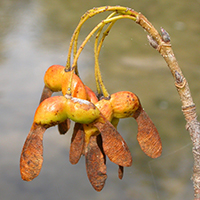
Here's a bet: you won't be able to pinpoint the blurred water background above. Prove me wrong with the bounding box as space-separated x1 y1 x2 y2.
0 0 200 199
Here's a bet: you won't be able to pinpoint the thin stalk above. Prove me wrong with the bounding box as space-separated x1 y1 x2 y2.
66 6 138 71
94 12 116 97
71 15 137 71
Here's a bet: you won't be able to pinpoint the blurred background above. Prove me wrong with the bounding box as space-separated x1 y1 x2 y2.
0 0 200 199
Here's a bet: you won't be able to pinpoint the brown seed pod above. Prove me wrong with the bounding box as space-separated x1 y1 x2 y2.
58 119 71 135
133 105 162 158
118 165 124 180
39 85 53 103
85 135 107 192
110 91 140 118
69 123 85 164
93 114 132 167
20 123 46 181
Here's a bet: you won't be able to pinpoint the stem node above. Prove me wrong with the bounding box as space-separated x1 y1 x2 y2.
174 70 186 88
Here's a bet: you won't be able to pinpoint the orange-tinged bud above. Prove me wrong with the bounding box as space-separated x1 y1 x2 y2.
44 65 66 92
110 91 140 118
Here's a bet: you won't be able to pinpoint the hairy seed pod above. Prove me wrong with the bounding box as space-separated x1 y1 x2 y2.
110 91 140 118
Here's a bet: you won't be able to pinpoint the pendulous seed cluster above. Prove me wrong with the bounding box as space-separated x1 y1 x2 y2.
20 65 162 191
20 6 163 192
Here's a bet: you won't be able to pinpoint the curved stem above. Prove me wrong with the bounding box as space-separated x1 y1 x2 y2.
95 22 116 98
71 15 137 71
65 6 138 71
94 12 116 97
65 8 137 96
94 25 104 95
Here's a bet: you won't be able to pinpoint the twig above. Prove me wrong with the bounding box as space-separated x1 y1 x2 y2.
137 13 200 200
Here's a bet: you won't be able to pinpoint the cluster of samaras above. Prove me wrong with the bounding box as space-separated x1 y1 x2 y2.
20 64 162 191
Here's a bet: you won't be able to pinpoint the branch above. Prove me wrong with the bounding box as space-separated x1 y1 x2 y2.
137 13 200 200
